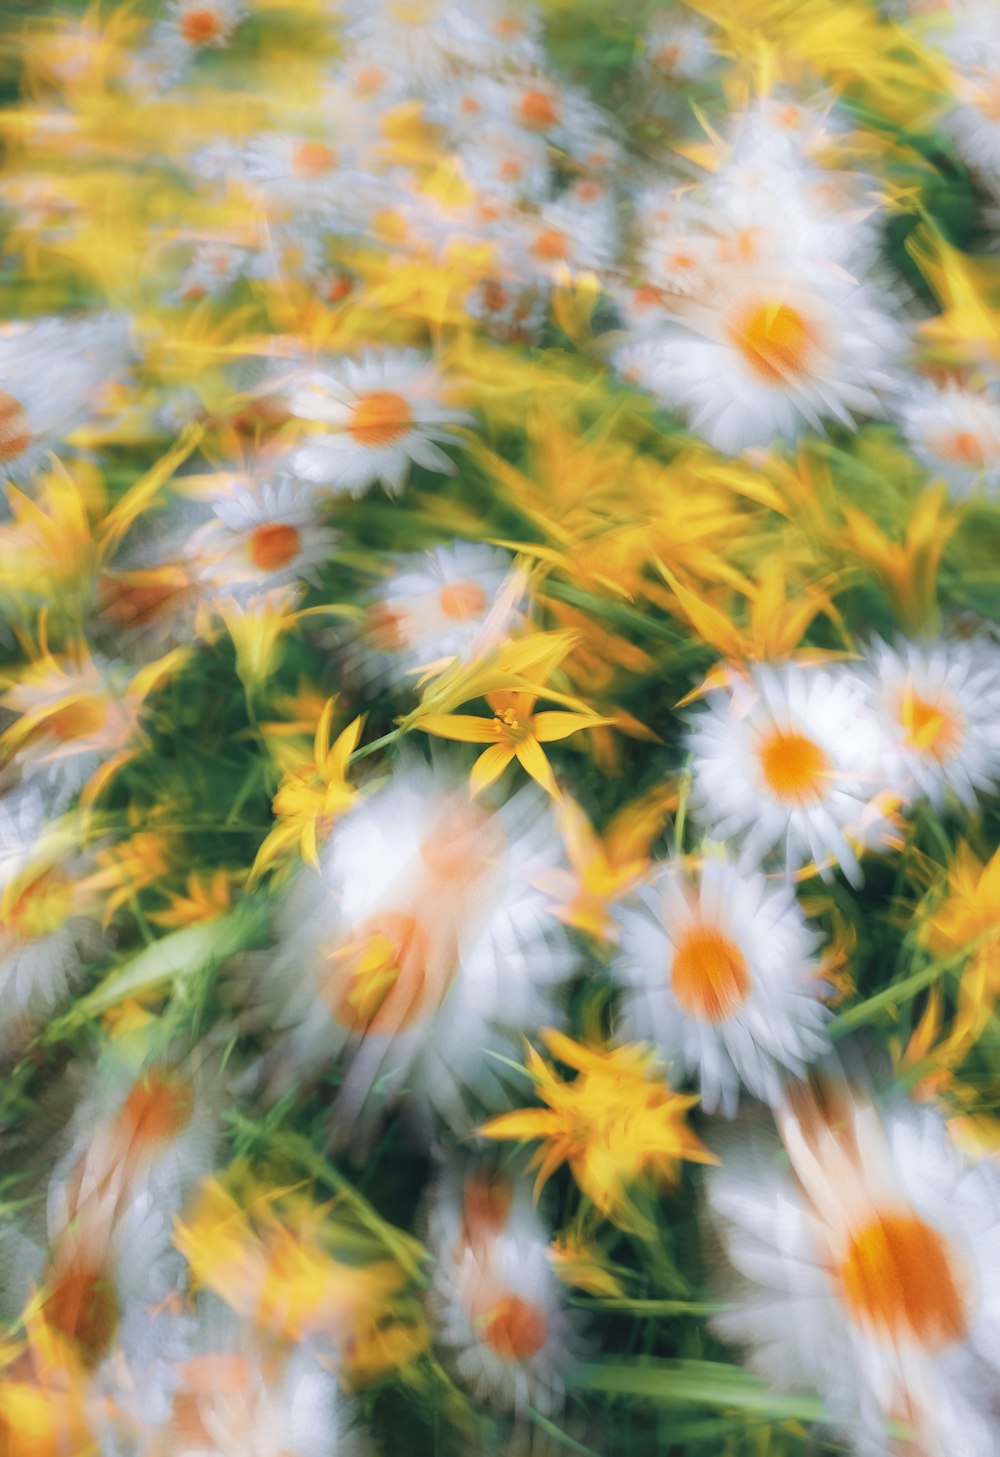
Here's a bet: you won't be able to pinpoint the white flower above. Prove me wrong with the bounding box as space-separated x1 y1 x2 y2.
686 662 895 886
355 543 526 686
611 857 829 1115
240 760 577 1137
340 0 544 83
862 636 1000 811
154 0 247 52
425 1162 581 1415
186 479 339 594
704 1081 1000 1456
614 265 904 455
0 314 129 481
899 377 1000 499
285 351 472 497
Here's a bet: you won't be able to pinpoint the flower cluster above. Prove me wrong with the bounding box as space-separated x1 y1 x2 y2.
1 2 1000 1457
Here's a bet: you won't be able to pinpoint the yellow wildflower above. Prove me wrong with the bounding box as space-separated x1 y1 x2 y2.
480 1030 716 1233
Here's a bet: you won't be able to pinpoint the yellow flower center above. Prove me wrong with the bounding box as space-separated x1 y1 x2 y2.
727 302 817 384
3 869 73 941
438 579 487 620
758 727 830 803
671 923 751 1021
899 687 962 762
348 391 413 448
840 1212 968 1350
249 522 301 572
0 391 32 462
481 1295 549 1361
492 707 530 742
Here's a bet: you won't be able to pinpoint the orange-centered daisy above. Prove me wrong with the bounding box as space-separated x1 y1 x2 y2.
728 302 817 384
249 522 302 572
758 728 830 803
839 1211 968 1352
671 924 751 1022
348 392 414 448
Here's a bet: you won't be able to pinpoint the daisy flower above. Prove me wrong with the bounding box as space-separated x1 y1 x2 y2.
154 0 247 53
238 759 576 1137
185 480 340 595
614 265 903 455
355 543 526 686
686 662 895 886
341 0 544 83
284 351 472 497
704 1078 1000 1457
611 856 830 1115
424 1162 581 1415
862 636 1000 811
898 377 1000 499
0 314 129 482
643 15 718 84
144 1297 354 1457
0 795 105 1045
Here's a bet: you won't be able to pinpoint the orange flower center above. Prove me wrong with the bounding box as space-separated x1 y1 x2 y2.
365 602 406 652
116 1071 195 1152
479 280 510 312
3 869 73 941
533 227 570 262
48 694 111 743
292 142 337 178
671 923 751 1021
656 43 681 70
99 571 189 629
899 688 962 762
0 391 32 462
249 521 301 571
348 391 413 448
840 1213 967 1350
758 727 829 803
45 1260 120 1366
326 910 435 1034
938 428 988 466
438 579 487 620
728 302 817 384
481 1295 549 1361
180 8 224 44
519 89 559 129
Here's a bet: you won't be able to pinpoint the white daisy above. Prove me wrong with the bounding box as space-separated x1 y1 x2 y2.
611 856 829 1116
862 635 1000 811
185 479 339 594
0 801 105 1044
0 314 130 482
154 0 247 52
898 377 1000 499
340 0 544 83
704 1079 1000 1457
425 1162 581 1416
942 71 1000 199
686 662 895 886
238 759 576 1137
643 16 718 83
355 542 527 687
613 265 904 455
141 1298 353 1457
284 351 472 497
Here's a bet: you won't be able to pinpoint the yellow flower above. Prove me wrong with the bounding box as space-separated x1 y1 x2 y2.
549 1231 626 1299
533 793 661 940
417 689 611 799
480 1030 716 1233
916 844 1000 1070
148 868 236 928
249 703 363 885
